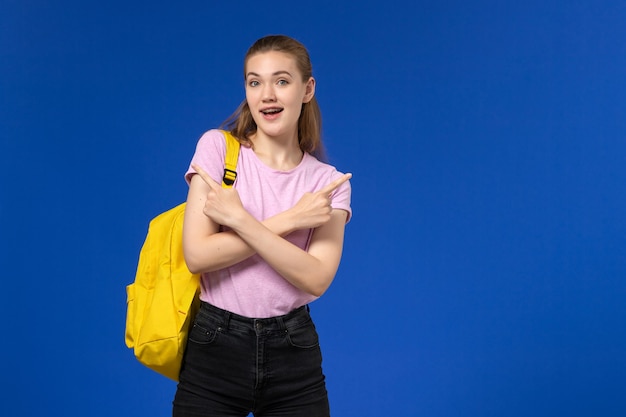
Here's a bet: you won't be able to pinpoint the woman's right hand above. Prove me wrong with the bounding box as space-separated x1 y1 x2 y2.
192 164 247 228
289 173 352 230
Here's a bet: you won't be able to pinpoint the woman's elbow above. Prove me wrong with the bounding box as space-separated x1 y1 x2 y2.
306 275 335 298
183 248 203 274
185 259 202 275
309 287 327 298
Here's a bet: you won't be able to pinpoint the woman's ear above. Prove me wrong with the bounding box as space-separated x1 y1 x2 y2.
303 77 316 103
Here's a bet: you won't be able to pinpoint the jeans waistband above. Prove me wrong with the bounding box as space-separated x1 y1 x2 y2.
199 301 311 333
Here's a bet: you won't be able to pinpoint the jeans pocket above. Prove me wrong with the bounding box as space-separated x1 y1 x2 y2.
286 320 320 349
188 322 219 345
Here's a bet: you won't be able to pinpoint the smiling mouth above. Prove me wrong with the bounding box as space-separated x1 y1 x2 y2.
261 108 283 115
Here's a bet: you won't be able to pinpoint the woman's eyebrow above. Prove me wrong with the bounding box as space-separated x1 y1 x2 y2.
246 70 293 78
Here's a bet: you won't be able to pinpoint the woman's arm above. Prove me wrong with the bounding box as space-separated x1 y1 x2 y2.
182 174 297 273
229 208 348 297
190 165 351 296
183 167 351 276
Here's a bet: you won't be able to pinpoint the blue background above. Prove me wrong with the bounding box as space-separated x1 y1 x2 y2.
2 1 625 416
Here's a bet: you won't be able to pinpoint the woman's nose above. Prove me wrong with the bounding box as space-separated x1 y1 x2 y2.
262 85 276 101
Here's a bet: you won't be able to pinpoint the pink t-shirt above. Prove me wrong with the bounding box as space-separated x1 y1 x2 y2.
185 129 352 318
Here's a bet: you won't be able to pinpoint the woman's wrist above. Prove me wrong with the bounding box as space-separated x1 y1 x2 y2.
266 209 298 236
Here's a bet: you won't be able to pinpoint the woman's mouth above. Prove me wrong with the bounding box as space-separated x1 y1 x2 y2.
261 107 283 120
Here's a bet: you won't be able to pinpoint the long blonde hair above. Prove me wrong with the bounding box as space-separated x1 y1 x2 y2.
222 35 326 161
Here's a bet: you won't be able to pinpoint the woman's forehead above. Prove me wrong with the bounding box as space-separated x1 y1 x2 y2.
245 51 299 76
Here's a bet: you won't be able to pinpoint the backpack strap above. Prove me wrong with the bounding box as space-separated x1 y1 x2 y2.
221 130 240 188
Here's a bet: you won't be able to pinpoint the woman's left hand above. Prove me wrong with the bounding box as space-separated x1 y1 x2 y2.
192 164 245 227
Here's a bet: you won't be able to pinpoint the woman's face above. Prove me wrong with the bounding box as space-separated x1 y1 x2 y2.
245 51 315 140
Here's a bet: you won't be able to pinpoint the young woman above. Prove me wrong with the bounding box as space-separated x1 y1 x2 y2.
173 35 352 417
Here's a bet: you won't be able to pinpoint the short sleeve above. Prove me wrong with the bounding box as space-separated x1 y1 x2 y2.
329 171 352 223
184 130 227 185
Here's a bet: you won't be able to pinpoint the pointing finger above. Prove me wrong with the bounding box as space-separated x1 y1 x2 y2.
192 164 220 190
319 173 352 195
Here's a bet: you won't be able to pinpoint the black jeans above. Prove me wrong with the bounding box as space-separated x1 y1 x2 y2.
173 302 330 417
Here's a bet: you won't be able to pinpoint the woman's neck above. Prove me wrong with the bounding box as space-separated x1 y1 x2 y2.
249 131 304 171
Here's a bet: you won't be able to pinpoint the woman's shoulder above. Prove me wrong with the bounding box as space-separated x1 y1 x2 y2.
193 129 228 154
197 128 226 144
301 153 345 177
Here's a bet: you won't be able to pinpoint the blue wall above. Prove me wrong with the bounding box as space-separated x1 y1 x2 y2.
2 1 625 416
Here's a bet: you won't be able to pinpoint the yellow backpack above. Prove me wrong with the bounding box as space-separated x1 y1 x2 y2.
125 130 240 381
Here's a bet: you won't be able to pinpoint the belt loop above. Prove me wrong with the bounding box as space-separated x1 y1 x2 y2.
222 310 231 329
276 316 286 331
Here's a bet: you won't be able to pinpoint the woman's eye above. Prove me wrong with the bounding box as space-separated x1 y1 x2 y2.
249 80 260 87
277 79 288 86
